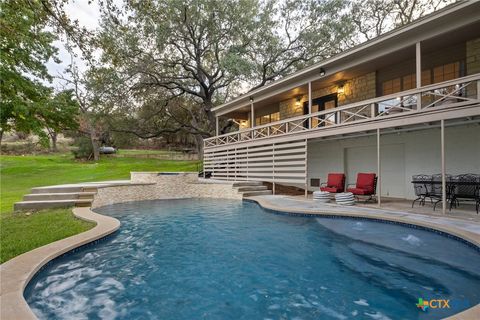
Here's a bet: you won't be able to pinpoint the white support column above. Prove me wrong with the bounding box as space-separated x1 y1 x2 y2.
308 81 312 129
477 80 480 100
441 119 446 214
305 139 308 198
250 101 255 128
215 116 219 136
377 128 381 207
416 42 422 110
272 143 276 195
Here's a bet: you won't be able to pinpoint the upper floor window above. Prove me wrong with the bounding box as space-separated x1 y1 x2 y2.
256 112 280 126
382 61 462 96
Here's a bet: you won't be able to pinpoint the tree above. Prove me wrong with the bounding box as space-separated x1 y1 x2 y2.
60 63 120 161
39 90 79 151
0 0 58 142
97 0 354 154
350 0 457 41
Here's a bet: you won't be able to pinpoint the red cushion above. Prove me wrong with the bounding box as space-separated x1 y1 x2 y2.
356 173 376 194
320 187 338 193
326 173 345 192
347 187 370 195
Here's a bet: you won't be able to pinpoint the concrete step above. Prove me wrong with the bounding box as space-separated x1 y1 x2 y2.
240 190 272 197
30 186 88 194
23 192 96 201
232 181 263 187
14 199 93 211
235 186 268 192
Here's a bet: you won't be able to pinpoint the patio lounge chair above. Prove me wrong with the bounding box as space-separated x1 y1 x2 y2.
347 173 377 203
320 173 345 193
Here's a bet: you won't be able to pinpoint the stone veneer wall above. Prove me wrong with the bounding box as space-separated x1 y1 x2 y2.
278 72 376 121
466 37 480 98
92 172 242 208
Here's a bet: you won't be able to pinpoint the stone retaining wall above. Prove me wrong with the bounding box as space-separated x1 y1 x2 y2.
92 172 242 208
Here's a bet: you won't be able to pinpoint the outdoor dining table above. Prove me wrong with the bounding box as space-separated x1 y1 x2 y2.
410 179 480 213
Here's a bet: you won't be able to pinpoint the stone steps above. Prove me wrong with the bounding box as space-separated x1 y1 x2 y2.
13 199 93 211
15 185 100 211
232 181 263 188
235 185 268 192
23 192 96 201
240 190 273 197
231 181 272 198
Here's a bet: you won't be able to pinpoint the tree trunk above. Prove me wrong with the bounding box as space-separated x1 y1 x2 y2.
88 125 100 161
194 134 204 160
50 132 58 152
0 130 3 145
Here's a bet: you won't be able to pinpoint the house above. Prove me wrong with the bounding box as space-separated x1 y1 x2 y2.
203 1 480 212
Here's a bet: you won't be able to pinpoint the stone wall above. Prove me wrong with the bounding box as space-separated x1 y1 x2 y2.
92 172 242 208
278 72 377 121
466 37 480 98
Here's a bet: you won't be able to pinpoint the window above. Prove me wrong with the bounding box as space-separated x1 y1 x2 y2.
433 62 460 83
382 78 402 95
256 112 280 126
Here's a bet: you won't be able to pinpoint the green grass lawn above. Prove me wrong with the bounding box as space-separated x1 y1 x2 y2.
0 153 200 263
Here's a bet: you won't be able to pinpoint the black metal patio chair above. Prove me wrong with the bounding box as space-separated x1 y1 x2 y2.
450 174 480 214
411 174 433 208
431 174 453 211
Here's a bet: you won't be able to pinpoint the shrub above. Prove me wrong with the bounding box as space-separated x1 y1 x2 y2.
71 136 93 159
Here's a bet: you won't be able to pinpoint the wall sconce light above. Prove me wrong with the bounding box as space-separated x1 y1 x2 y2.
319 68 326 76
249 96 254 103
239 120 248 128
337 84 345 95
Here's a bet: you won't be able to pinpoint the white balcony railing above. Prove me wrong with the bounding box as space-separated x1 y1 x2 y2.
204 74 480 148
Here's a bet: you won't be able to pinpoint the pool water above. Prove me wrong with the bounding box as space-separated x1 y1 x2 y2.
25 199 480 319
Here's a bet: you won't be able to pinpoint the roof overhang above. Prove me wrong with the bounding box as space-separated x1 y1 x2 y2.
213 0 480 116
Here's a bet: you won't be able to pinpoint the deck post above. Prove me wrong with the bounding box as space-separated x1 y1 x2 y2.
416 42 422 110
215 116 219 136
477 80 480 100
377 128 381 207
250 101 255 128
308 81 312 129
305 139 308 198
441 119 446 214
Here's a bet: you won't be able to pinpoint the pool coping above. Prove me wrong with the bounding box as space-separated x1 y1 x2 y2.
0 207 120 320
1 198 479 320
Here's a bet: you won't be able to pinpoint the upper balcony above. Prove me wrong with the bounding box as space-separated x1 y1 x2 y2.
205 74 480 149
205 8 480 150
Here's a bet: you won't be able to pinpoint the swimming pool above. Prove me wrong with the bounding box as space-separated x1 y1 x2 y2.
25 199 480 319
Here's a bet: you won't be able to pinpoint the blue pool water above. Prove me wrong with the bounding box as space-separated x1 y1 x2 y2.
25 199 480 319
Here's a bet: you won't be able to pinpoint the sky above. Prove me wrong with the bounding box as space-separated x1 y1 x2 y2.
46 1 102 89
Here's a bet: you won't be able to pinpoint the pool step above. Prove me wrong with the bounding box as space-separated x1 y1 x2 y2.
13 199 93 211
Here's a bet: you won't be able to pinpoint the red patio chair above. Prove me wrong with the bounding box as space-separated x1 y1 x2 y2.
347 173 377 202
320 173 345 193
